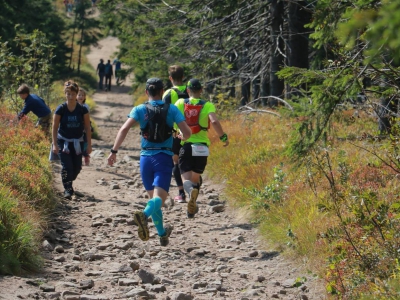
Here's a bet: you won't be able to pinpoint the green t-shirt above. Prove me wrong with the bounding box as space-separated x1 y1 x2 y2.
175 98 216 146
162 85 187 105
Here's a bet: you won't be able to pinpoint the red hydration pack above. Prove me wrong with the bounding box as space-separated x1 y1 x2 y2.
184 99 210 134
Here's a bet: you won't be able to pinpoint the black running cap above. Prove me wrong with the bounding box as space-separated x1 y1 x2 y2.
187 78 202 90
146 78 163 90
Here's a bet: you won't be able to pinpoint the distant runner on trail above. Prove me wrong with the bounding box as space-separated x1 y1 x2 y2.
107 78 191 246
162 65 189 203
96 59 105 90
113 58 122 85
104 59 113 91
175 78 229 218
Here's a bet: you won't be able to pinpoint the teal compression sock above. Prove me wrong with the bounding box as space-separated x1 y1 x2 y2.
151 197 165 236
143 198 155 218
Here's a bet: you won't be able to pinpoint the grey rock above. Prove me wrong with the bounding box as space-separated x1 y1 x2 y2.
79 279 94 290
282 278 296 288
211 204 225 213
111 212 130 218
115 241 133 250
244 289 259 297
118 278 139 286
171 269 185 277
90 150 104 158
230 236 245 244
256 275 266 282
206 280 222 291
147 284 166 293
248 250 258 257
42 240 54 251
130 261 140 271
125 287 148 298
109 263 132 273
216 265 227 272
80 295 102 300
207 193 219 200
208 199 223 206
170 292 193 300
138 268 155 284
192 282 207 289
54 245 65 253
54 256 65 262
40 284 55 292
96 243 111 250
84 271 103 276
45 292 61 299
80 252 104 261
300 295 309 300
111 183 120 190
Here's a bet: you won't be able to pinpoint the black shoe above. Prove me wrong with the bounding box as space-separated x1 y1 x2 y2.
159 224 173 247
64 190 72 200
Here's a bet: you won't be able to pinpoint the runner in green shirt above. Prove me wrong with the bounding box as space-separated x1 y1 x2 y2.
175 78 229 218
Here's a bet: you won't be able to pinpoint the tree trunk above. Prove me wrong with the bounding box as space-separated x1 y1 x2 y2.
286 1 311 99
68 12 78 70
269 0 285 106
77 18 85 75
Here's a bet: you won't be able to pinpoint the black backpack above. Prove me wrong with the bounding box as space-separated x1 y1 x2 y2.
163 87 189 104
140 102 173 144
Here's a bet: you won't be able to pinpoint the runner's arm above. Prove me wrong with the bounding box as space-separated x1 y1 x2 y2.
52 114 61 154
83 113 92 154
209 112 229 147
108 117 136 165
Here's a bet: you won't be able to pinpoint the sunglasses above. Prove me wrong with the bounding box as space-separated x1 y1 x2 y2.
65 81 78 87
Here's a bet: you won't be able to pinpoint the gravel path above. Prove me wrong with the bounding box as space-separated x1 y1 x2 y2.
0 37 327 300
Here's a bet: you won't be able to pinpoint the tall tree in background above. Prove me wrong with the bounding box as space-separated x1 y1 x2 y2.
286 1 312 99
0 0 68 74
269 0 284 105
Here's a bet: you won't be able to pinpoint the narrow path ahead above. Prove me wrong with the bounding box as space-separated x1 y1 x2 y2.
0 37 326 300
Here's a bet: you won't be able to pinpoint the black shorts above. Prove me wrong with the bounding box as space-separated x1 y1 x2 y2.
172 136 182 155
179 143 208 174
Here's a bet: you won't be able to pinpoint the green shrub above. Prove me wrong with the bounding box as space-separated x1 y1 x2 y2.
0 109 53 274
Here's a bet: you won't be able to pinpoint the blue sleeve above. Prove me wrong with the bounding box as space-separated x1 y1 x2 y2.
128 105 142 122
20 100 32 115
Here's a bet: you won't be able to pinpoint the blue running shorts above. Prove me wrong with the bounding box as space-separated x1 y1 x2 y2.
140 153 173 192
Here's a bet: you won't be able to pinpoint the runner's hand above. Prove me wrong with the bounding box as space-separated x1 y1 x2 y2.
52 143 59 155
86 145 92 155
108 153 116 166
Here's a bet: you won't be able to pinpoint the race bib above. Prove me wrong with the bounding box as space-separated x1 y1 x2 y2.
191 144 209 157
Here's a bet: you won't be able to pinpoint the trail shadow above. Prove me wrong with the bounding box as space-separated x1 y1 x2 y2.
109 199 131 206
92 100 133 109
195 222 255 232
91 143 141 153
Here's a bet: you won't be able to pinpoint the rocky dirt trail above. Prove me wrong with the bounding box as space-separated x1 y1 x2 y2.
0 36 327 300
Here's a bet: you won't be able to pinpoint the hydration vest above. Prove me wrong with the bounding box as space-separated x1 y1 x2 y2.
184 99 210 134
140 102 173 143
